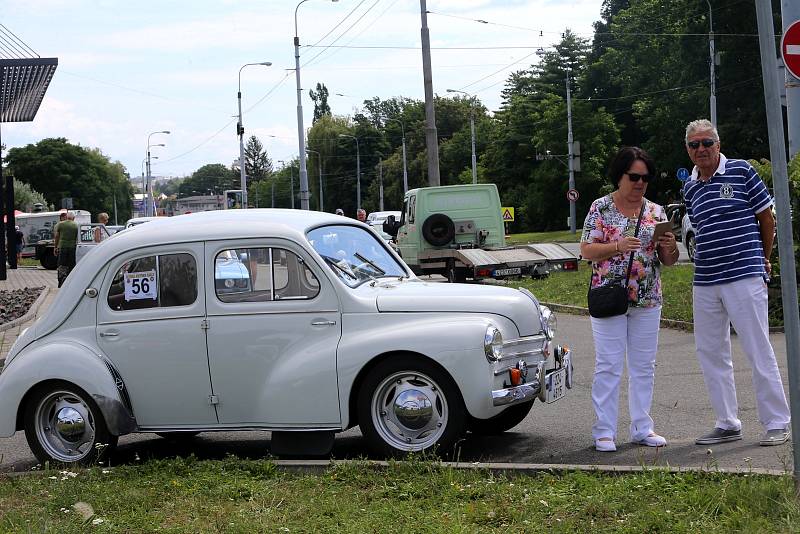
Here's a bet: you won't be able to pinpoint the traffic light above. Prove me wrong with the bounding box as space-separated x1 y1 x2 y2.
236 122 244 136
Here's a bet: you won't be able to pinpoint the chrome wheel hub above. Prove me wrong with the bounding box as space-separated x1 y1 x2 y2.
372 371 448 451
35 391 96 463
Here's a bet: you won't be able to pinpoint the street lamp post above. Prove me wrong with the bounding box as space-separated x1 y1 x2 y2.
566 72 576 234
305 148 323 211
238 61 272 209
295 0 339 210
706 0 717 126
146 130 169 217
446 89 478 184
385 117 408 193
339 134 361 210
141 157 157 216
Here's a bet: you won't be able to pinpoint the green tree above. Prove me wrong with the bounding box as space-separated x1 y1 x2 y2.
178 164 237 197
4 138 134 221
309 82 331 123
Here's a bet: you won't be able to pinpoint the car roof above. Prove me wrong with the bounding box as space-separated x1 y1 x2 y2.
35 209 357 339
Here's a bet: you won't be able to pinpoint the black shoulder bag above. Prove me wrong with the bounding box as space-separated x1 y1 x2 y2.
587 200 645 319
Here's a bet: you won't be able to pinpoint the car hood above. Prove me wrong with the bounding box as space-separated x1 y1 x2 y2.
375 279 543 337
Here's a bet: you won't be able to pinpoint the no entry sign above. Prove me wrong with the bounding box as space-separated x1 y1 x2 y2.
782 19 800 80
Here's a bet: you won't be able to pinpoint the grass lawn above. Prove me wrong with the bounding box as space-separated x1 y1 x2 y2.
0 458 796 533
516 262 696 324
506 230 582 244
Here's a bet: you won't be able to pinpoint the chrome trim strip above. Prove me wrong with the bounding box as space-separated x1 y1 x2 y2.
501 334 546 348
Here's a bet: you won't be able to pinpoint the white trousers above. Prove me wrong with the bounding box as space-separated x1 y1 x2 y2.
590 305 662 442
693 276 790 431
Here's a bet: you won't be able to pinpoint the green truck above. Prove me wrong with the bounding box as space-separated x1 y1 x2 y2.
384 184 578 282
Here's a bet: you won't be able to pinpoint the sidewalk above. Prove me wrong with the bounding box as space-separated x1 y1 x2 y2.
0 267 58 363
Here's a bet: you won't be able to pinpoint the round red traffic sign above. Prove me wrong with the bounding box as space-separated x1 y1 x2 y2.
782 19 800 80
567 189 579 202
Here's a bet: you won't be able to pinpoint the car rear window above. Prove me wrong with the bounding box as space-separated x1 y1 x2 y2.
107 253 198 311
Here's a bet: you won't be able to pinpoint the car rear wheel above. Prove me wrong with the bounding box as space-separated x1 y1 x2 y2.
468 401 534 435
24 381 117 466
686 232 696 262
40 249 57 270
358 357 466 457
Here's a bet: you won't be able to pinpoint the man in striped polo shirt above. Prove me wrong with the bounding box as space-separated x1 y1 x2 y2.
682 119 790 447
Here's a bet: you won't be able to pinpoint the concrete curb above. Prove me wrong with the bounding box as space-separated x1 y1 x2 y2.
0 459 788 478
0 286 49 334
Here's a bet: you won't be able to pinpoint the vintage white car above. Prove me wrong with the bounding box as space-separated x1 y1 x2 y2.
0 209 572 465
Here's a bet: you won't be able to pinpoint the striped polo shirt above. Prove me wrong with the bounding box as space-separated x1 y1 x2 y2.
682 154 771 286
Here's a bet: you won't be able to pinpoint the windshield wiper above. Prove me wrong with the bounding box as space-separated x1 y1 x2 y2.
354 252 386 276
320 254 357 280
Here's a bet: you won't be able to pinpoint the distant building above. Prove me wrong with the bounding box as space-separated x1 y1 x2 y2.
175 195 223 214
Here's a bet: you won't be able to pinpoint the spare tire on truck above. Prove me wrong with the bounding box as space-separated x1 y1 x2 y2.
422 213 455 247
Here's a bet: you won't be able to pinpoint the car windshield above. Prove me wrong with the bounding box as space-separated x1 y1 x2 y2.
307 224 406 287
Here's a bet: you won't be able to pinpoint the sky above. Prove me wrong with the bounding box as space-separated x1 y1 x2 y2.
2 0 604 181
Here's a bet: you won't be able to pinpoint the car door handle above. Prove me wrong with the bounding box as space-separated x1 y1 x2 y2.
99 331 119 337
311 320 336 326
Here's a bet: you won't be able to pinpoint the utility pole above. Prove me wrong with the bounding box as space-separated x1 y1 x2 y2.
755 0 800 494
419 0 441 186
566 73 576 234
706 0 717 126
784 0 800 158
378 160 384 211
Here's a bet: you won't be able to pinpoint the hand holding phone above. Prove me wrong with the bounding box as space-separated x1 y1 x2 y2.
651 221 673 242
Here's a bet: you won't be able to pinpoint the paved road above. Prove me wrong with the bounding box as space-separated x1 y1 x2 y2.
0 312 791 473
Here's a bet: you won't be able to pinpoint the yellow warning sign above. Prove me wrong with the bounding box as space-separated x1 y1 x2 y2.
501 207 515 222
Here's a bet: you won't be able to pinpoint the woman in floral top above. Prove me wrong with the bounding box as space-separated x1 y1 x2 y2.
580 147 679 452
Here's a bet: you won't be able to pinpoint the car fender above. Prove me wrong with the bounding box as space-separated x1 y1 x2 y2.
338 313 518 427
0 341 136 437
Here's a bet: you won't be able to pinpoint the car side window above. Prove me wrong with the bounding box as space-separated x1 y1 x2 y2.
215 247 319 303
107 253 197 311
408 195 416 224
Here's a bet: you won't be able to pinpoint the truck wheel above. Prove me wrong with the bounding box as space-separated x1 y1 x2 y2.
40 250 57 270
358 357 466 457
468 401 534 435
422 213 455 247
24 381 118 466
685 232 696 262
445 260 467 283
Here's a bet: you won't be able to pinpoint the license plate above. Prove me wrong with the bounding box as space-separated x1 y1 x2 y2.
546 368 566 403
493 267 522 277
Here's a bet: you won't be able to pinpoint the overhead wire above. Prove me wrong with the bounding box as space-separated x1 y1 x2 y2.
301 0 382 69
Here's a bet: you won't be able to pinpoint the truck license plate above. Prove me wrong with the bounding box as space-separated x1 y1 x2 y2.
546 368 566 403
493 267 522 277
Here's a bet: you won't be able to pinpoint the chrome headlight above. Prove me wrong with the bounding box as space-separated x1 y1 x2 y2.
540 306 557 340
484 325 503 362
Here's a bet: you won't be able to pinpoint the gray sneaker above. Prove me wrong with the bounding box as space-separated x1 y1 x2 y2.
695 427 742 445
759 428 790 446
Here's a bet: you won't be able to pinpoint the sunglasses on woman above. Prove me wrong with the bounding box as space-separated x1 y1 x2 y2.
626 172 653 183
687 138 717 149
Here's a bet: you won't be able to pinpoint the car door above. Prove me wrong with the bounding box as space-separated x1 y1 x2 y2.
96 243 217 427
204 239 342 426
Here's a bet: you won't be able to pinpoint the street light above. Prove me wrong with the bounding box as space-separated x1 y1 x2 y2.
565 72 576 234
294 0 339 211
141 157 158 214
339 134 361 210
146 130 170 217
385 117 408 193
237 61 272 209
446 89 478 184
305 148 324 211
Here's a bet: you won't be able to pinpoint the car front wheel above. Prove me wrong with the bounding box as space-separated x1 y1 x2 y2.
358 357 466 457
24 381 117 466
686 232 696 262
468 400 534 435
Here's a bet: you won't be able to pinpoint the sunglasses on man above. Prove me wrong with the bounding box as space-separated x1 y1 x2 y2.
626 172 654 183
687 138 717 149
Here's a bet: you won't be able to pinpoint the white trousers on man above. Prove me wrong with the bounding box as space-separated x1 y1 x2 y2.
590 305 661 442
693 276 790 432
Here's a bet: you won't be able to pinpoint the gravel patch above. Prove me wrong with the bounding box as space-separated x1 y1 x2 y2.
0 287 44 325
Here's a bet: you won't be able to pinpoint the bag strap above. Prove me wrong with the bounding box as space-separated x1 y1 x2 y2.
622 199 646 285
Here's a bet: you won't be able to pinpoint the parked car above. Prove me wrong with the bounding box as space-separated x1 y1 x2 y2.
367 210 401 229
0 209 572 465
681 212 697 262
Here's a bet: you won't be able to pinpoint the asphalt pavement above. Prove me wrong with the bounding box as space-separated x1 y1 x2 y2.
0 256 792 474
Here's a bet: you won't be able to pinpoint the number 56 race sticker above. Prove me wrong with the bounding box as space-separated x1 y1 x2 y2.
124 271 157 301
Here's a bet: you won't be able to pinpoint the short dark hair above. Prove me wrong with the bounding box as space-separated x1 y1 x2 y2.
608 146 656 187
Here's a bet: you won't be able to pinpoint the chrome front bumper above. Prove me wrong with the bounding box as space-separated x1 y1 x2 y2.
491 346 572 407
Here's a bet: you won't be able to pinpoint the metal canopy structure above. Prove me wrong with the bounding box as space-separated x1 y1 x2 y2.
0 58 58 122
0 25 58 279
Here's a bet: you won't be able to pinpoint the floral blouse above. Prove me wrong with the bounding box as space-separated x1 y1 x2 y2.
580 194 668 308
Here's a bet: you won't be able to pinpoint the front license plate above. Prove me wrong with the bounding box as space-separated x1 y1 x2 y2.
546 368 567 403
493 267 522 277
